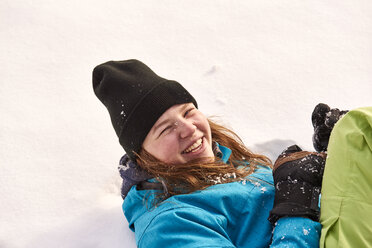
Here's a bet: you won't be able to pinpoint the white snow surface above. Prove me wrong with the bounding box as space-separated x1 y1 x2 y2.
1 1 371 247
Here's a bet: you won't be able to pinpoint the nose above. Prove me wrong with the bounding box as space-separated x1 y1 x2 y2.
179 119 196 139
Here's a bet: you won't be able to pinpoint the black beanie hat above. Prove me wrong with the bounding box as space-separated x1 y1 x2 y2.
92 59 198 159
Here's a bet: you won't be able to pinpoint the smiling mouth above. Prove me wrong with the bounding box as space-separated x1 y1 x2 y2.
182 138 203 154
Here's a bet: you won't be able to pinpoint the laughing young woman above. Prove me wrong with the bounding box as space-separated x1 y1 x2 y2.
93 59 324 248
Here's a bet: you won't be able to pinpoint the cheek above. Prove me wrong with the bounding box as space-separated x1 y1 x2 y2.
194 112 209 127
197 116 211 135
147 136 180 161
204 119 211 134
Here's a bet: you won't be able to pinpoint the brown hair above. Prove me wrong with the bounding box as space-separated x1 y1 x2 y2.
136 118 272 204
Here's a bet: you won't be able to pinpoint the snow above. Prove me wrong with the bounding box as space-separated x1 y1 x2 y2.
261 187 268 193
254 181 261 187
303 228 311 236
1 0 372 247
207 172 237 184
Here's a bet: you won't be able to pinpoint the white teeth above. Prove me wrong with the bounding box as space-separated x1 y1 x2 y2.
183 138 203 153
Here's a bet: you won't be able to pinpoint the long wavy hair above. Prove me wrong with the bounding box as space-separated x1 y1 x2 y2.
136 118 272 204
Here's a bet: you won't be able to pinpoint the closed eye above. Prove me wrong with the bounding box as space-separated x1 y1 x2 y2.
159 125 172 136
184 108 194 117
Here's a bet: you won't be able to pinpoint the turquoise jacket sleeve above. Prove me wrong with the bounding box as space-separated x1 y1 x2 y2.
271 217 321 247
138 207 235 248
138 209 321 248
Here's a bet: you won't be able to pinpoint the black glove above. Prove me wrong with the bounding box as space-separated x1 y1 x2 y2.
118 154 153 199
268 145 326 224
312 103 348 152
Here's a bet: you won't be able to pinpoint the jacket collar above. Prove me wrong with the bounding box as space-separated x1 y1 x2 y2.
213 141 232 163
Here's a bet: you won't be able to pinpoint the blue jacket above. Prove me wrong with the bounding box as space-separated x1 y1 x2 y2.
122 145 321 247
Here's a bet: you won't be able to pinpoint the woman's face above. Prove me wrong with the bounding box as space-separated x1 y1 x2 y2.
142 103 214 164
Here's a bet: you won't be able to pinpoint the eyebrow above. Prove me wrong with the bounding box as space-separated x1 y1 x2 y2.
153 104 191 135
